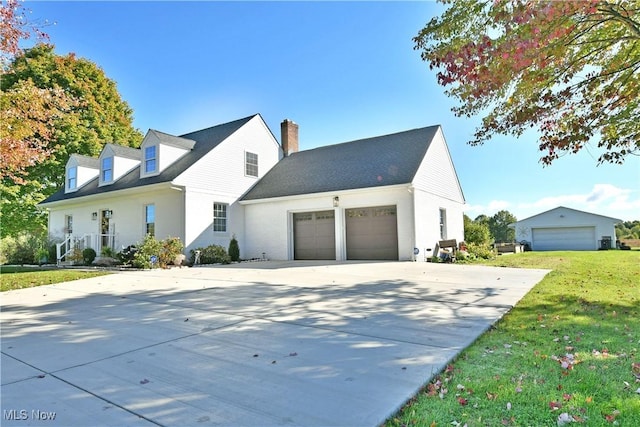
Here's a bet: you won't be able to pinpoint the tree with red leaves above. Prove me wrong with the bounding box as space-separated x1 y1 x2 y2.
414 0 639 165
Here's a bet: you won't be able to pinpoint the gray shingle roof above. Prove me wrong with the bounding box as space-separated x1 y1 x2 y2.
148 129 196 150
72 154 100 169
241 125 440 201
41 114 257 205
106 143 141 159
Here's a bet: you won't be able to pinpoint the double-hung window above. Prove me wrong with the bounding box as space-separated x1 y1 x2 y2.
102 156 113 182
213 203 228 232
144 146 157 174
439 208 447 239
245 152 258 177
145 204 155 236
67 166 77 190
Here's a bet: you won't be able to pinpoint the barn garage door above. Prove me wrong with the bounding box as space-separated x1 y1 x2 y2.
293 211 336 260
532 227 596 251
346 206 398 260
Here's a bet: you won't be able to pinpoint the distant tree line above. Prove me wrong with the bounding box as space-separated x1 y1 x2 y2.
616 220 640 240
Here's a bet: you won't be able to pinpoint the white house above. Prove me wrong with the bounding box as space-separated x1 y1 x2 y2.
509 206 622 251
39 115 466 262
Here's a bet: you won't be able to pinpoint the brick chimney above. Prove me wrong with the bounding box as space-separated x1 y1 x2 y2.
281 119 299 156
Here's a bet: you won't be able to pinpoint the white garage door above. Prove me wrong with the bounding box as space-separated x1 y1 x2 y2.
346 205 398 260
532 227 596 251
293 211 336 260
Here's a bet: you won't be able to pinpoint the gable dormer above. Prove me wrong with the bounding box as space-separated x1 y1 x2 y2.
99 144 141 186
139 130 196 178
65 154 100 193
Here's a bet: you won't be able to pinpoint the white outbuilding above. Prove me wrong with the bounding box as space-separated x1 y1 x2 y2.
510 206 622 251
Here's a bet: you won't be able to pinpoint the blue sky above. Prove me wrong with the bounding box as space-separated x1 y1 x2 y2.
27 1 640 221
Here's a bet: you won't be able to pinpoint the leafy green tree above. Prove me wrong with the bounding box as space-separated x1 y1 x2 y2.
414 0 639 165
1 44 143 237
488 210 517 243
464 214 491 245
616 220 640 239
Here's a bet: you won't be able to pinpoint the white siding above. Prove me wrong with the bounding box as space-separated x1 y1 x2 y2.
76 165 99 190
176 115 280 256
46 185 184 252
98 145 141 186
411 127 465 203
65 156 99 193
139 132 190 178
183 189 245 256
159 144 189 171
174 115 280 194
412 188 465 261
242 186 415 261
512 207 620 251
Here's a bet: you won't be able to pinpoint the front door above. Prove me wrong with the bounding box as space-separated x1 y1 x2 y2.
100 210 111 251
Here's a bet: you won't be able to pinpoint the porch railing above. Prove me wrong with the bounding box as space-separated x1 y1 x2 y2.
56 233 118 265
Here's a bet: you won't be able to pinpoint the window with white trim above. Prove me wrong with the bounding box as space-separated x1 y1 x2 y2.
245 152 258 177
439 208 447 239
145 204 155 236
102 156 113 182
67 166 77 190
213 203 228 232
144 146 157 173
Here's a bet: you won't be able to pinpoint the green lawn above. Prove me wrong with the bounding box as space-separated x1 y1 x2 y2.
0 266 111 292
387 251 640 427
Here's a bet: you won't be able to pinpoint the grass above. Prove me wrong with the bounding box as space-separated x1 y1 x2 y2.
387 251 640 427
0 265 111 292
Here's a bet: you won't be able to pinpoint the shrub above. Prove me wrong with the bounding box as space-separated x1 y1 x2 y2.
228 235 240 262
466 242 496 260
190 245 231 265
160 236 184 267
82 248 97 265
0 232 46 265
118 245 137 266
133 234 163 269
101 246 116 258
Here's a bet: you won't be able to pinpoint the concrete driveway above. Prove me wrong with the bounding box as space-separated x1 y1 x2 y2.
1 261 549 426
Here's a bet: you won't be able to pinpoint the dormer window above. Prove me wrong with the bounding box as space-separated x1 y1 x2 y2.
102 156 113 182
67 166 77 190
145 146 157 173
245 152 258 177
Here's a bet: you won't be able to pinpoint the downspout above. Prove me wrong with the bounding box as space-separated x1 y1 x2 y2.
408 185 416 261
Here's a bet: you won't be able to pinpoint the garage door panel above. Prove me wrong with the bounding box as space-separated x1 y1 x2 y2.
346 205 398 260
532 227 595 251
294 211 336 260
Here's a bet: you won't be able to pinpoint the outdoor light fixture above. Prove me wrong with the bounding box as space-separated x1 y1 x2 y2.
333 196 339 207
92 212 98 220
105 210 113 218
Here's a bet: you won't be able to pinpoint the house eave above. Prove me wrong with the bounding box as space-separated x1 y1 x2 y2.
39 182 177 209
239 183 411 205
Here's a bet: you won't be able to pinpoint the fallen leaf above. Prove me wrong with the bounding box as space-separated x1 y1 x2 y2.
563 393 572 401
585 396 593 403
140 379 149 384
506 402 512 410
549 401 562 411
289 352 298 357
253 354 259 357
486 392 498 400
457 397 468 406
